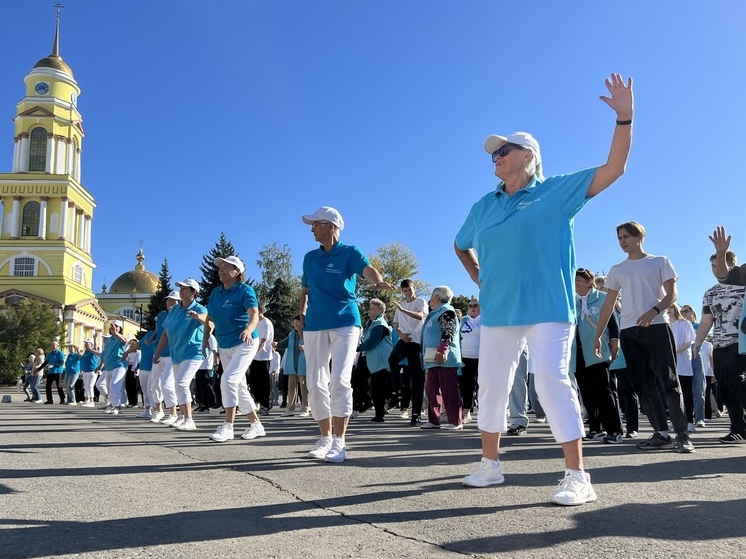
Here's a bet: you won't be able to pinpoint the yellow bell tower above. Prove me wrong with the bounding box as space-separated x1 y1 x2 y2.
0 5 106 344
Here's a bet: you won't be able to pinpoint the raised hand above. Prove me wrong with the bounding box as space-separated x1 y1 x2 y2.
709 226 731 253
599 73 633 120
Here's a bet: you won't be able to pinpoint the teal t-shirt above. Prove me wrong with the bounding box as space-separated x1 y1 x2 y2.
302 242 370 331
455 167 597 326
139 331 156 372
207 282 259 349
102 337 126 370
163 300 207 364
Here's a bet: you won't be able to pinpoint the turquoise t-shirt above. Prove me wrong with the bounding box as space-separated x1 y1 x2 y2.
302 241 370 331
163 300 207 364
80 350 100 372
64 353 81 374
138 331 156 372
155 310 171 358
455 167 597 326
207 282 259 349
102 337 126 370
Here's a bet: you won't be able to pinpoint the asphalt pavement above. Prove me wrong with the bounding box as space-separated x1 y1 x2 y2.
1 387 745 559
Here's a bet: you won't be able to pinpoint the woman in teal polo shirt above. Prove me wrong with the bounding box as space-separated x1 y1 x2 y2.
300 206 393 463
100 321 128 414
455 73 633 506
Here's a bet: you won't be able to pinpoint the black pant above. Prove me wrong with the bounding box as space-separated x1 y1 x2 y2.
459 357 479 412
371 369 390 420
281 374 289 406
678 375 694 423
575 357 622 434
125 367 139 406
195 369 216 408
212 362 223 408
75 377 85 403
620 324 688 433
46 373 65 403
248 360 271 408
713 344 746 434
614 367 640 432
352 356 373 412
388 341 425 416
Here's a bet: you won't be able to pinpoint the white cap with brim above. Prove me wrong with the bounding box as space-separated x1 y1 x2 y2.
83 338 94 344
214 255 245 274
166 290 181 300
175 278 200 293
301 206 344 231
110 320 123 329
484 132 543 177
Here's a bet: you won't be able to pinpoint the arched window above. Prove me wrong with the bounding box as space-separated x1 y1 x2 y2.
28 128 47 171
21 201 41 236
73 264 84 284
12 257 35 276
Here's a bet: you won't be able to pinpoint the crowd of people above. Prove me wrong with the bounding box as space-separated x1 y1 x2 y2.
17 73 746 508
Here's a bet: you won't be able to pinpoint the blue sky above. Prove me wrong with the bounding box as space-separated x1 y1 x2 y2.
1 1 744 312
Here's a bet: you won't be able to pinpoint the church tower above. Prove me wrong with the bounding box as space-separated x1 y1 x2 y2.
0 6 106 344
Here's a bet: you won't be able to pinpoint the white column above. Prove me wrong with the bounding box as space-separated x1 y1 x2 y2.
39 197 48 239
84 216 92 253
55 137 66 174
45 134 55 173
12 138 20 172
58 198 68 239
76 148 82 182
10 197 20 239
67 203 76 241
66 141 74 176
19 135 30 172
76 210 85 248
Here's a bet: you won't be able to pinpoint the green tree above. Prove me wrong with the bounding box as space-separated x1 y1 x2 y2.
255 242 294 304
143 258 171 333
357 242 429 321
198 233 239 306
0 299 63 384
450 294 473 318
264 277 299 342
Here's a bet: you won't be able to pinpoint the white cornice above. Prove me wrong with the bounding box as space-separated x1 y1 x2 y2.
25 68 80 90
0 245 96 268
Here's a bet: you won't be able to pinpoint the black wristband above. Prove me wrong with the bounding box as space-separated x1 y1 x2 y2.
653 306 661 314
616 119 632 126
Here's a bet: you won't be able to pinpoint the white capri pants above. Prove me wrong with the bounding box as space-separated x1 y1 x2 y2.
174 359 202 406
107 366 127 408
96 370 109 399
219 341 259 412
82 371 97 398
477 322 584 443
148 361 163 407
158 356 177 408
138 369 152 408
304 326 360 421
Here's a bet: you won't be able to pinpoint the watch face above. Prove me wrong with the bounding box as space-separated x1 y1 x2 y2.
35 82 50 95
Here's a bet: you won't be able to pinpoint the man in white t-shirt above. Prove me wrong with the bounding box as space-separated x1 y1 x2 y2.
594 221 693 453
248 304 275 415
389 279 428 426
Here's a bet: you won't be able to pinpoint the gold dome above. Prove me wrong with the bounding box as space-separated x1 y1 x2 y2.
33 11 74 78
109 248 158 294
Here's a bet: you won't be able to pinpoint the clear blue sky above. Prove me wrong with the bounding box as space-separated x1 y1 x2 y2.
1 1 744 312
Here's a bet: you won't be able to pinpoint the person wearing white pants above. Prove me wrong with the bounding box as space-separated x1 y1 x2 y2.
80 335 101 408
97 321 128 415
455 73 633 506
299 206 394 463
204 255 265 443
125 331 157 419
150 292 180 424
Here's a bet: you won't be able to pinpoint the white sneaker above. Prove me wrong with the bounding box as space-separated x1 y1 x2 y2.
443 423 463 430
112 407 120 415
324 436 346 463
240 422 266 440
281 409 295 417
462 458 505 487
176 418 196 431
150 411 165 423
299 411 310 417
99 401 111 409
420 422 440 429
82 402 95 408
400 409 410 419
550 470 597 506
210 422 234 442
351 410 359 419
307 437 333 459
103 406 115 414
161 414 179 426
462 411 472 424
136 409 153 419
171 416 185 428
696 420 707 428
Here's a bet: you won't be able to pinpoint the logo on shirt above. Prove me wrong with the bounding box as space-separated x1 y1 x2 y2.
517 197 541 210
325 262 341 274
222 301 234 308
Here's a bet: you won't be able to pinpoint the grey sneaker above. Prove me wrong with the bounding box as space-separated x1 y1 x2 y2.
636 432 674 450
603 432 623 444
675 432 695 453
507 425 527 436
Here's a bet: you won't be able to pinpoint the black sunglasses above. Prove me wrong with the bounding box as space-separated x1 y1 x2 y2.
491 143 524 163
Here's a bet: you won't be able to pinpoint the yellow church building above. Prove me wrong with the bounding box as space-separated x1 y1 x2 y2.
0 13 153 344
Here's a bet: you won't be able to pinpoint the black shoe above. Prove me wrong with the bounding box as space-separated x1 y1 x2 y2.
409 415 421 427
719 432 746 444
44 401 53 405
23 397 31 402
371 416 385 423
583 430 606 441
59 400 66 405
507 425 527 436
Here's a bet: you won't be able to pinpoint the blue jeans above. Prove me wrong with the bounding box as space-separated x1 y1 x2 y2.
31 375 42 401
508 350 529 427
528 372 545 418
691 352 706 423
65 372 80 403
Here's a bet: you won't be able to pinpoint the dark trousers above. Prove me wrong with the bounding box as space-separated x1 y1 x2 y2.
281 374 289 406
352 356 373 412
212 362 223 408
575 357 622 434
614 367 640 433
75 377 85 403
388 340 425 416
125 367 139 406
713 344 746 434
195 369 216 408
620 324 688 433
705 377 718 418
459 357 479 412
46 373 65 403
678 375 694 423
371 370 390 420
425 367 462 426
248 360 271 408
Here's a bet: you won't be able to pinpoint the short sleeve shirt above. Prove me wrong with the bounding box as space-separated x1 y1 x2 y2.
455 168 597 326
102 337 126 370
302 242 370 331
207 282 259 349
162 300 207 364
701 283 746 349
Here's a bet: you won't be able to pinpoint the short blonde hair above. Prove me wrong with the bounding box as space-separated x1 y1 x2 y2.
369 298 386 313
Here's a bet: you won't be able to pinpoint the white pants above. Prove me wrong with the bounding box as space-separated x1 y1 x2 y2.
139 369 152 408
148 361 163 407
478 323 584 443
158 356 176 408
219 342 259 412
174 359 201 406
107 366 126 408
96 370 109 399
82 371 97 398
304 326 360 421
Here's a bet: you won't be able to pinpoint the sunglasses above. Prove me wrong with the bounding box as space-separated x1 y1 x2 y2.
469 304 479 308
576 268 594 280
681 308 692 314
491 143 524 163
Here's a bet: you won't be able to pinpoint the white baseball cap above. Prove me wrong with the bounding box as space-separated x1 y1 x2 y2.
110 320 123 329
166 290 181 300
484 132 543 177
214 255 245 273
83 338 94 344
175 278 200 293
302 206 344 231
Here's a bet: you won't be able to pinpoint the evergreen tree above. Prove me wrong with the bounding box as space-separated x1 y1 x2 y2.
143 258 171 332
0 299 64 384
264 276 300 342
450 294 473 318
198 233 239 305
256 242 294 304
